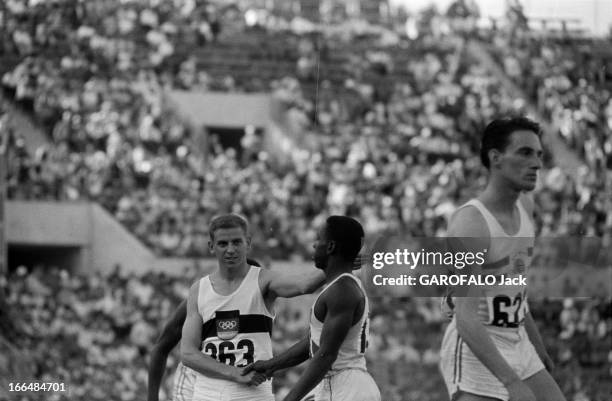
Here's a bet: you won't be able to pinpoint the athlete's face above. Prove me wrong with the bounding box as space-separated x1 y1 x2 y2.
209 227 250 269
312 225 331 270
491 130 543 191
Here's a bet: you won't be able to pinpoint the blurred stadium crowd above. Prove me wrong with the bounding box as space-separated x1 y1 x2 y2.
1 265 610 401
3 0 611 258
1 0 611 400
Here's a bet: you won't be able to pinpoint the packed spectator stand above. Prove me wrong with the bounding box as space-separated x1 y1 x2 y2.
1 0 611 400
1 265 610 401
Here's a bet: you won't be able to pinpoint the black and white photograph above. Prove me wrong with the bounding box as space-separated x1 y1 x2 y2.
0 0 611 400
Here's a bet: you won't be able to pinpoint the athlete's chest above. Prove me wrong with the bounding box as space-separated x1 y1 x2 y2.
488 208 521 236
312 295 327 323
209 278 244 295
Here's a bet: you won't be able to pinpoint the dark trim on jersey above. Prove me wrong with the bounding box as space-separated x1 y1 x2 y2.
453 334 460 383
176 363 186 400
201 314 273 341
360 320 367 353
453 335 464 383
527 247 533 256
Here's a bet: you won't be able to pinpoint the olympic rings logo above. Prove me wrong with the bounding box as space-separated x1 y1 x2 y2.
218 321 237 330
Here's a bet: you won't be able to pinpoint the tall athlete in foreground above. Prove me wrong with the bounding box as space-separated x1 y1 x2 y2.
180 214 334 401
245 216 381 401
440 118 566 401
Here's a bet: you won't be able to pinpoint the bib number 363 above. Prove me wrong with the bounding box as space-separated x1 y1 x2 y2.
203 339 254 367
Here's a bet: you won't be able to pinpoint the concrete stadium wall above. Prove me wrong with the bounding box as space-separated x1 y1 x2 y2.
89 203 155 275
5 201 233 276
6 201 91 246
167 91 271 128
6 201 156 274
165 91 294 162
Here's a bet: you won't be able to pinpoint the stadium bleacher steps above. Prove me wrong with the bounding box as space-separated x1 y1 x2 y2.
0 91 48 153
467 40 583 176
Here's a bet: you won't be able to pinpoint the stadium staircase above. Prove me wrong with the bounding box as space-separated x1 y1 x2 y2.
466 39 583 176
0 91 49 154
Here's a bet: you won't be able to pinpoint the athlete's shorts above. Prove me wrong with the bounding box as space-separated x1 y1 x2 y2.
314 368 381 401
440 319 544 401
173 363 195 401
191 375 274 401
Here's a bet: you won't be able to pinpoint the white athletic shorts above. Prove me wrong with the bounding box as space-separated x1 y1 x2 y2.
173 363 196 401
440 319 544 401
191 374 274 401
314 368 381 401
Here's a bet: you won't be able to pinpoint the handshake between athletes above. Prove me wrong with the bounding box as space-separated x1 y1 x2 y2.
157 215 379 401
238 359 274 386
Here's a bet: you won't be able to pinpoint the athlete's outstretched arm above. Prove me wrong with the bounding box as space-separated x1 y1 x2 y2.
180 282 266 385
263 258 362 299
147 299 187 401
450 207 536 401
243 335 310 377
282 280 358 401
262 267 326 299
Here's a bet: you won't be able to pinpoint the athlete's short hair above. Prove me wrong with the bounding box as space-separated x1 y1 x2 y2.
480 117 542 169
209 214 249 241
325 216 364 262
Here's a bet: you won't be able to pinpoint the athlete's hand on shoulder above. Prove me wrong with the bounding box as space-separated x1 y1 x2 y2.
507 380 536 401
242 360 274 378
233 368 267 386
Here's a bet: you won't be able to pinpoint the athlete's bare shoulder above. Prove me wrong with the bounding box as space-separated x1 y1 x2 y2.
315 275 363 320
447 203 490 256
257 264 271 290
447 203 489 238
325 275 362 303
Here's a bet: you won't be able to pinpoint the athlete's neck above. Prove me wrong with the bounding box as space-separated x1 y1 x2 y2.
216 263 250 282
323 258 353 284
480 177 521 213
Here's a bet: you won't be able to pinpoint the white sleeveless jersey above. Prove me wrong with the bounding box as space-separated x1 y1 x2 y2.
309 273 370 373
194 266 274 396
444 198 535 330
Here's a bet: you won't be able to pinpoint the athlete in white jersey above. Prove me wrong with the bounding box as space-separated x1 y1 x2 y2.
306 273 379 401
192 264 274 400
180 214 335 401
440 118 566 401
147 259 262 401
245 216 381 401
